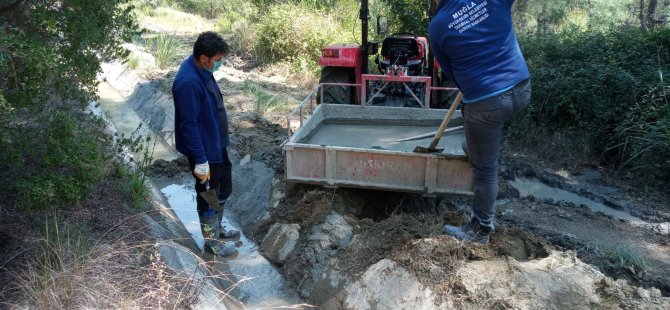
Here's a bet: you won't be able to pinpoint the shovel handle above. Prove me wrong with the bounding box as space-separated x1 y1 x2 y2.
428 92 463 150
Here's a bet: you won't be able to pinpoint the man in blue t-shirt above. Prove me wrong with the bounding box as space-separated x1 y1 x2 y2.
429 0 531 244
172 32 239 257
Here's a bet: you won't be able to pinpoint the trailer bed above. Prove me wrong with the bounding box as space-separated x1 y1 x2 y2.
284 104 474 195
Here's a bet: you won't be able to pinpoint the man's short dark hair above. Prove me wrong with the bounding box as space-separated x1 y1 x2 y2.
193 31 230 58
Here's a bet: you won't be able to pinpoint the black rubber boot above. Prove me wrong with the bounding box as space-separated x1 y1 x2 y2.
218 211 240 239
219 227 240 239
204 240 238 257
442 218 492 244
200 209 238 257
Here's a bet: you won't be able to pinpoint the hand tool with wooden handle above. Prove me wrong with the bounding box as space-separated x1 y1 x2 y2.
413 91 463 153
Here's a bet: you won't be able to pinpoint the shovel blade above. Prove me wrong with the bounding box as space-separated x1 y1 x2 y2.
413 146 444 153
199 189 219 209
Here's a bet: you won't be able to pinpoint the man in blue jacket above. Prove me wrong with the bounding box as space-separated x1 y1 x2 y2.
430 0 531 244
172 31 239 257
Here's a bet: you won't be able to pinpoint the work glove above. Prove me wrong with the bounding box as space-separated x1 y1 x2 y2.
194 162 210 184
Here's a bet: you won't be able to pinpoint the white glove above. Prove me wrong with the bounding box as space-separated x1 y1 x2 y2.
194 162 210 184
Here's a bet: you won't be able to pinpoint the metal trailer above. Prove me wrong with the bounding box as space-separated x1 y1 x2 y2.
284 86 474 196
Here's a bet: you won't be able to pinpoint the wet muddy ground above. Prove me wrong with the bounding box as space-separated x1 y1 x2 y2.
132 17 670 307
149 70 670 307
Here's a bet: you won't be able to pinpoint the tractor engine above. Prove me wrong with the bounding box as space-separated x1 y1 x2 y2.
369 34 429 108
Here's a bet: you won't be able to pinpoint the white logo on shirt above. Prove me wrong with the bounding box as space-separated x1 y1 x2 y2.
448 1 490 34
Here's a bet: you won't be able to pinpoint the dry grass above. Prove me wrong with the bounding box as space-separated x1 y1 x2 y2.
0 214 240 309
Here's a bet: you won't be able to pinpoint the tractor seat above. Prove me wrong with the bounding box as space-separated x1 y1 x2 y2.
381 37 420 59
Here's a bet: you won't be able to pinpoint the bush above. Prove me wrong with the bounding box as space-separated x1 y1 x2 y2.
510 27 670 189
612 85 670 185
381 0 431 36
215 0 257 32
0 0 140 110
0 112 111 210
0 1 141 209
253 3 352 65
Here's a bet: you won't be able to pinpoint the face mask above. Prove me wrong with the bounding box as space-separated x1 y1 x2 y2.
206 59 223 73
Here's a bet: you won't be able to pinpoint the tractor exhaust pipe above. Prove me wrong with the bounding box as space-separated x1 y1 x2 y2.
361 0 369 74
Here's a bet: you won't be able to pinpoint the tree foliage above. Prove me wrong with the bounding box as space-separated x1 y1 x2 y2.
0 1 140 209
0 0 140 111
511 27 670 188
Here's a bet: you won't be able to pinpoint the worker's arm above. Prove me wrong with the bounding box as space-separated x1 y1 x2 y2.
173 81 208 165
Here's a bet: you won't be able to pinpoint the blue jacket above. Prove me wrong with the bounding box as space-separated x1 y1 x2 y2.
172 56 229 164
429 0 529 103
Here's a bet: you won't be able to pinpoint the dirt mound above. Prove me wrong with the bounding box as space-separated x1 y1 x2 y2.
150 156 190 178
229 112 287 172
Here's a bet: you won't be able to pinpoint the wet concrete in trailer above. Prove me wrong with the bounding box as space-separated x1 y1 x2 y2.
303 123 466 154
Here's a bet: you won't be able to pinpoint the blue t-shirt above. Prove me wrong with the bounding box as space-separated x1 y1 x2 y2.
429 0 529 103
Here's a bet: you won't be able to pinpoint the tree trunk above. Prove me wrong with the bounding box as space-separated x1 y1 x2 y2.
0 0 24 14
640 0 649 31
647 0 659 29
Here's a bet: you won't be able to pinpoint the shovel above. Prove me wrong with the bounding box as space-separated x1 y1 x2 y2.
413 91 463 153
396 125 463 142
199 180 220 210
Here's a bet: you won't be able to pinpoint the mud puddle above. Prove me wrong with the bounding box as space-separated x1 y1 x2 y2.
509 177 648 225
160 182 301 308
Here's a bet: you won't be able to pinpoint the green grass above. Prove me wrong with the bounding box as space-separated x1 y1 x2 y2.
116 165 151 210
113 127 155 210
605 246 646 276
239 79 294 115
126 52 141 70
147 33 179 70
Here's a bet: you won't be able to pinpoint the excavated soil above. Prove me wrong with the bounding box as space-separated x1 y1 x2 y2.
147 64 670 307
137 22 670 308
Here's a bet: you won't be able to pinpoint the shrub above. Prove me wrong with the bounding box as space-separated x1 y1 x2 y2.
215 0 257 32
0 0 140 110
253 3 351 65
1 112 110 210
381 0 431 36
510 27 670 189
612 85 670 185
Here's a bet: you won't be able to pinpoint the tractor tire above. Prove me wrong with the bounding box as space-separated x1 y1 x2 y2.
318 67 354 105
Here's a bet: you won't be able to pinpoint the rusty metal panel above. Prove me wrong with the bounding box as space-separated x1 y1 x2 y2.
436 157 475 195
284 102 474 195
334 149 427 190
285 147 326 180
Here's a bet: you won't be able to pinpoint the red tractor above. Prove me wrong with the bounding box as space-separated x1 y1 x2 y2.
318 0 453 108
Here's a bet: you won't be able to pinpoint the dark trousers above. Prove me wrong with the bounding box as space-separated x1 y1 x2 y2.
188 148 233 215
462 79 531 229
